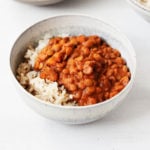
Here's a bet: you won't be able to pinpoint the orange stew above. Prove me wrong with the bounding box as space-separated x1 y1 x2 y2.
34 35 130 106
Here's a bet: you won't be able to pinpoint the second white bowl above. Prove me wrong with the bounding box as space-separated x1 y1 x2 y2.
15 0 64 5
127 0 150 22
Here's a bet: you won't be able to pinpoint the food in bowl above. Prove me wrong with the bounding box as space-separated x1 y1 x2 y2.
137 0 150 8
16 34 131 106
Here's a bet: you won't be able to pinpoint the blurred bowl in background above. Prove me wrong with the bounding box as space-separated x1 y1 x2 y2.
15 0 64 5
127 0 150 22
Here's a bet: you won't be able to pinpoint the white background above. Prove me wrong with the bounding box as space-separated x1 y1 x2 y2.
0 0 150 149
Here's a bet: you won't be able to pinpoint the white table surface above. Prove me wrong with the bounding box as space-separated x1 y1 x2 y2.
0 0 150 149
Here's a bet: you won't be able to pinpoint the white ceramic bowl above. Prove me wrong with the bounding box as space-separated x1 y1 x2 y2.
16 0 64 5
127 0 150 22
9 15 136 124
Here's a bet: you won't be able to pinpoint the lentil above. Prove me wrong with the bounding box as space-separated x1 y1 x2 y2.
34 35 131 106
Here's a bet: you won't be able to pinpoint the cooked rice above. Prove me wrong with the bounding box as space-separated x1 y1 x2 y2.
17 34 75 106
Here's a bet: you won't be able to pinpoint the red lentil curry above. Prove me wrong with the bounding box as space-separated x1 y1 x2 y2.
34 35 131 106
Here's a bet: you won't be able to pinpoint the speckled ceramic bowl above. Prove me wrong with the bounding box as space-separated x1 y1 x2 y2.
9 15 136 124
127 0 150 22
16 0 64 5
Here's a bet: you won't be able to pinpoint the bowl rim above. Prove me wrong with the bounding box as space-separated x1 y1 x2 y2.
127 0 150 13
9 14 136 110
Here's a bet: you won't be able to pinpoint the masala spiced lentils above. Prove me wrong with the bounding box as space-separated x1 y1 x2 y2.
17 35 131 106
